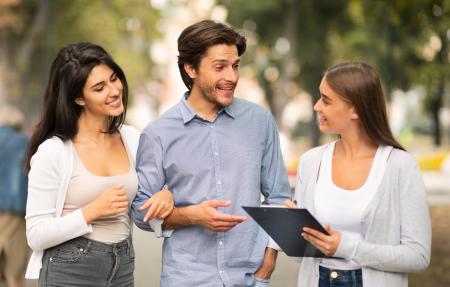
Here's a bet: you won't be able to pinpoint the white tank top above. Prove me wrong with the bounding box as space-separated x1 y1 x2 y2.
62 140 138 244
315 141 392 270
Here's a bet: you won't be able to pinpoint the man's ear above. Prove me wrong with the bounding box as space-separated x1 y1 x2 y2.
184 63 197 79
74 97 85 106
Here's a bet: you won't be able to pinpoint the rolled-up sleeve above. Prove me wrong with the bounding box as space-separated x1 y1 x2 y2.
131 130 173 237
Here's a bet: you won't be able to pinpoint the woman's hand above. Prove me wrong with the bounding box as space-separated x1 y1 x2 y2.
82 184 128 223
283 200 297 208
139 187 174 222
302 224 341 256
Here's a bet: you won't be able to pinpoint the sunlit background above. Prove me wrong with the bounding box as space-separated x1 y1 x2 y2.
1 0 449 286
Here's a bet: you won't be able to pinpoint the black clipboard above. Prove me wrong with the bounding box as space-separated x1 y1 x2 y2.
242 206 331 258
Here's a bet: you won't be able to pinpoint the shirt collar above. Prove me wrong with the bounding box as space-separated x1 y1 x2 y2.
179 92 236 124
179 92 196 124
223 102 235 118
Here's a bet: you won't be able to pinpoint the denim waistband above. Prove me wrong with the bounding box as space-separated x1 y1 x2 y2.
48 236 132 253
319 265 362 279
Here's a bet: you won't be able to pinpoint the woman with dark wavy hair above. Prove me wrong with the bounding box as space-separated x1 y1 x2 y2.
25 42 173 286
287 62 431 287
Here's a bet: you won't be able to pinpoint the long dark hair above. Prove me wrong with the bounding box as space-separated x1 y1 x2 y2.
25 42 128 171
177 20 247 90
325 62 405 151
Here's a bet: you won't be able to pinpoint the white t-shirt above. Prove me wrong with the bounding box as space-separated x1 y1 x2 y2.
314 141 392 270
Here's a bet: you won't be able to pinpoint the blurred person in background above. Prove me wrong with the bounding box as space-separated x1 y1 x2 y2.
24 42 173 287
0 105 30 287
132 20 291 287
285 62 431 287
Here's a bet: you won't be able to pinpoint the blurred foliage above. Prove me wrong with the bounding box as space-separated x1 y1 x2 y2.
48 0 161 90
0 0 161 123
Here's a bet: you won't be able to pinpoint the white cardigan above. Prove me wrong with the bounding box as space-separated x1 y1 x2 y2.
25 125 139 279
295 145 431 287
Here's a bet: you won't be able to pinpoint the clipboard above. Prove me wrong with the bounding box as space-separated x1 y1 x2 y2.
242 206 331 258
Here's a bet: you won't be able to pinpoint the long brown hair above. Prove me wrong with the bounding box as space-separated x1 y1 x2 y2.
325 62 404 150
25 42 128 171
177 20 246 91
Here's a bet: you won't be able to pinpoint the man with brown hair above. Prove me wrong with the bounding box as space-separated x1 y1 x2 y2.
132 20 290 287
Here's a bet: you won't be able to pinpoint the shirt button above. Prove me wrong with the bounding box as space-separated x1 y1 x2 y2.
219 270 224 274
211 125 214 128
214 152 218 156
217 181 221 185
219 241 223 245
330 271 338 279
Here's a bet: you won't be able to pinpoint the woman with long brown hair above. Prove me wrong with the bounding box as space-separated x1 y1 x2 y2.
25 42 173 286
287 62 431 287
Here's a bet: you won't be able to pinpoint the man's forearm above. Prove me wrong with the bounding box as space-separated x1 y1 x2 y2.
254 247 279 280
162 205 195 230
264 247 278 263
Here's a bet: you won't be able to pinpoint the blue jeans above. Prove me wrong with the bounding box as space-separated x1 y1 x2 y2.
319 266 363 287
39 236 134 287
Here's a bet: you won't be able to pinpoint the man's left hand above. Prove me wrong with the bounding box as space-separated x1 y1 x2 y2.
254 247 278 280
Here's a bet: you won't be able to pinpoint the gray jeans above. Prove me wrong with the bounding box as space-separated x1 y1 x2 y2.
39 236 134 287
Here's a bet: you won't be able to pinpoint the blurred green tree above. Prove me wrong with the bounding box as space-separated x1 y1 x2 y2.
416 0 450 146
0 0 161 126
335 0 450 146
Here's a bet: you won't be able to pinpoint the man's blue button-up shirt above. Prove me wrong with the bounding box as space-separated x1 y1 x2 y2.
132 94 290 287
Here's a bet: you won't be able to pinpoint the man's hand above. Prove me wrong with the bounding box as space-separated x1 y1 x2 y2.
254 247 278 280
187 200 247 232
162 199 247 231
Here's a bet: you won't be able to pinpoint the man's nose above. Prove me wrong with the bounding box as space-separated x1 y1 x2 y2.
225 67 238 82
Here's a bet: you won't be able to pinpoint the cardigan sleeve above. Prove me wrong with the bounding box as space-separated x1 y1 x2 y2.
334 154 431 272
25 139 92 251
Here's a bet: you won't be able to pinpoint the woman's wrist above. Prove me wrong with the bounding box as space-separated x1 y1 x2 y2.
81 205 97 224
